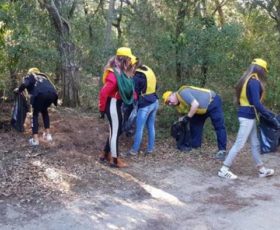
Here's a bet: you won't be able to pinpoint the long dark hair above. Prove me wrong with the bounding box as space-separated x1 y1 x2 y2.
235 64 267 104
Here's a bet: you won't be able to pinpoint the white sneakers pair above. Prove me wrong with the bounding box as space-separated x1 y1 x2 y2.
29 133 53 146
218 166 274 180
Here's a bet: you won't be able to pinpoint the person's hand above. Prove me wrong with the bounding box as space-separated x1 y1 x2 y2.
178 115 190 124
13 88 19 94
182 115 190 124
178 116 184 122
99 111 105 119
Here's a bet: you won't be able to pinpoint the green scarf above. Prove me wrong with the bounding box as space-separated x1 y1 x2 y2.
113 68 134 105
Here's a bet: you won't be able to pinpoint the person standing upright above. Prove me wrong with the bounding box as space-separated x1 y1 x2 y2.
99 47 136 168
128 58 159 156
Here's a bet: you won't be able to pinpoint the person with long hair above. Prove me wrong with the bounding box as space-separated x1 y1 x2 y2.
218 58 278 179
15 67 58 146
99 47 136 168
127 58 159 156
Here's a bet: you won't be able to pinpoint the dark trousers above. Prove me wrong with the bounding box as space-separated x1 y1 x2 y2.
190 95 227 150
32 93 56 134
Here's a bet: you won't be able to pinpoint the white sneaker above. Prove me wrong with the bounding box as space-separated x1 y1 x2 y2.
43 133 53 142
259 167 274 178
29 138 39 146
218 168 238 180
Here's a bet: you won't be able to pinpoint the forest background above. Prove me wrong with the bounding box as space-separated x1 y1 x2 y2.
1 0 280 139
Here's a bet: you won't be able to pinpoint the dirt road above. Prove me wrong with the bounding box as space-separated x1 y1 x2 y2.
1 108 279 229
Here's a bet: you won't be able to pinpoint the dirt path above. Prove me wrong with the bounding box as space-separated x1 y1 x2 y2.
1 107 280 229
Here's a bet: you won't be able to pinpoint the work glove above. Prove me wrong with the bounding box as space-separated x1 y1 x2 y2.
178 115 190 124
182 115 190 124
13 87 19 94
99 111 105 119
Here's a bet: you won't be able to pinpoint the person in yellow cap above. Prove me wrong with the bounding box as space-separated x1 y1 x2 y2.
218 58 278 179
15 68 58 146
98 47 136 168
163 85 227 158
126 57 159 156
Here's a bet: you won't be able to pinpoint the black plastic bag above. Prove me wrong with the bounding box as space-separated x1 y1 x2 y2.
171 120 191 151
11 93 29 132
258 115 280 154
122 102 137 137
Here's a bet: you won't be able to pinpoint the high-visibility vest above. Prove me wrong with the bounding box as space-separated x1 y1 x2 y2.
102 68 114 84
239 73 264 106
176 85 213 115
136 65 156 95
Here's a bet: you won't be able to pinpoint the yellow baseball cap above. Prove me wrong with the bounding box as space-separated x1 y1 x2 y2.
116 47 136 62
252 58 268 72
162 91 172 104
28 67 40 74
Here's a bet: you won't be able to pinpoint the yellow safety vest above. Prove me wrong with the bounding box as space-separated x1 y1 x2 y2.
239 74 264 106
102 68 114 84
175 85 213 115
136 65 156 95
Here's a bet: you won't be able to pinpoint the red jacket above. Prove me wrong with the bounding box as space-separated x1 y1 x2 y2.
99 71 121 112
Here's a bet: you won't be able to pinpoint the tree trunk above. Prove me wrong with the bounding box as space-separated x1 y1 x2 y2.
214 0 225 26
59 41 80 106
175 0 188 83
104 0 115 56
38 0 80 107
112 0 123 41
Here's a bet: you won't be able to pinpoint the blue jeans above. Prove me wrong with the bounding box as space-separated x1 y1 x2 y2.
131 100 159 153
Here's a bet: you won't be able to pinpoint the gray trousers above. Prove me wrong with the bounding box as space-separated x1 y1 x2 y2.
224 117 263 167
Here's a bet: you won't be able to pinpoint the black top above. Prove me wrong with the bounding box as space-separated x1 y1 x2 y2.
18 73 57 105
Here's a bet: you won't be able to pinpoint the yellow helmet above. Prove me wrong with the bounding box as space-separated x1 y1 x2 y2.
28 67 40 74
162 91 172 104
116 47 135 60
251 58 268 72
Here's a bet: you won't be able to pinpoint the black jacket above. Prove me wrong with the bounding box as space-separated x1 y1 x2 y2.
19 73 57 105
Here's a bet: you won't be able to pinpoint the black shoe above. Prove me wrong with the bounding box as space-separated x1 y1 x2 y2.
178 146 191 152
214 150 226 161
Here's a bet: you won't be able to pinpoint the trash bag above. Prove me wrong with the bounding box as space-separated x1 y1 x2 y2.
11 93 29 132
171 120 191 151
122 102 137 137
258 115 280 154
